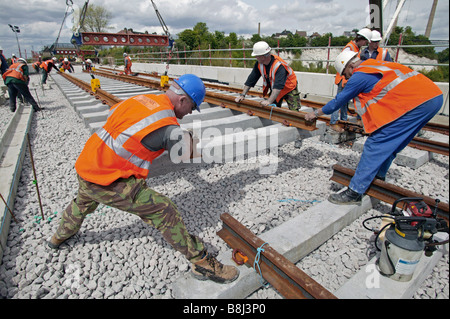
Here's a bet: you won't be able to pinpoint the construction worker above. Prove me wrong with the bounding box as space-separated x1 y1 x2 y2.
61 58 74 73
235 41 301 111
360 30 392 62
3 58 42 112
32 60 41 73
47 74 239 284
11 53 18 64
331 28 372 133
0 46 8 76
124 52 132 75
40 57 57 84
85 59 93 71
305 51 443 205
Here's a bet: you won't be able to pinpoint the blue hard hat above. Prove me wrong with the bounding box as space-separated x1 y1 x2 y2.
174 74 206 111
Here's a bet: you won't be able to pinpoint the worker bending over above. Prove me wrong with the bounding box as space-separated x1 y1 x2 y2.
48 74 239 284
305 51 442 205
3 58 42 112
235 41 301 111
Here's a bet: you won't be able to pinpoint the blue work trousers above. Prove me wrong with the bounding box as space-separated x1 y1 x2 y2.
349 95 443 194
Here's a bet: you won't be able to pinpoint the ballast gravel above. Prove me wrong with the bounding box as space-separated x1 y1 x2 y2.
0 72 448 299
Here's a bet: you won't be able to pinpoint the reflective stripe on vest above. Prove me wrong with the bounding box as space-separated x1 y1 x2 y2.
95 108 175 171
352 61 442 133
2 63 26 81
258 55 297 102
354 65 420 116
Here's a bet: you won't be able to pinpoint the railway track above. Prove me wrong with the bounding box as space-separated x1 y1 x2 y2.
69 68 450 156
1 67 448 299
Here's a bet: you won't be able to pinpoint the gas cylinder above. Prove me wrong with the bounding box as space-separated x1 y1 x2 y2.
377 223 424 282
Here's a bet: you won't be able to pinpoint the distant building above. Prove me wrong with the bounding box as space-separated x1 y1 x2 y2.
309 32 322 39
295 30 307 37
273 29 293 39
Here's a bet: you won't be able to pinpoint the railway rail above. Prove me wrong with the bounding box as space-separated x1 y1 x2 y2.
217 213 337 299
0 67 448 299
330 164 449 223
97 66 450 136
63 69 449 156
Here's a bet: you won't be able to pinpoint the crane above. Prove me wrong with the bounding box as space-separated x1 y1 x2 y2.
150 0 174 80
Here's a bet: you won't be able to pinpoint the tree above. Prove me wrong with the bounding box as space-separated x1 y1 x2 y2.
81 4 112 33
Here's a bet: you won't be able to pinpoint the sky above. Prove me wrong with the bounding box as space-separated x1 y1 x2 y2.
0 0 448 59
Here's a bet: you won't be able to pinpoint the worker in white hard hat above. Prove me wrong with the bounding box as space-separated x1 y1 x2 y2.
11 53 18 64
360 30 392 62
305 50 443 205
3 57 42 112
235 41 301 111
331 28 372 133
62 57 74 73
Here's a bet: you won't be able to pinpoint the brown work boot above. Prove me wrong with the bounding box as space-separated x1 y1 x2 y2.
47 234 68 249
330 124 345 133
191 254 239 284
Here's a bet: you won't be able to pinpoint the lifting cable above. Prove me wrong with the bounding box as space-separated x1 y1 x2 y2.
51 0 75 54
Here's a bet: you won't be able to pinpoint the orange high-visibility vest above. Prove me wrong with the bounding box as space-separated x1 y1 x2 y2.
374 47 389 61
62 61 71 70
75 94 180 186
125 56 132 68
335 41 360 87
2 62 26 81
353 60 442 134
40 60 53 72
258 55 297 103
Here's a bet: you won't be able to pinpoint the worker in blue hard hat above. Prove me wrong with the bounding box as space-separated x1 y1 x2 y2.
48 73 239 284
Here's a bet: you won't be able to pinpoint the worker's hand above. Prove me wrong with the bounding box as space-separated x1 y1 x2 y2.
304 111 317 122
260 100 271 107
235 95 244 103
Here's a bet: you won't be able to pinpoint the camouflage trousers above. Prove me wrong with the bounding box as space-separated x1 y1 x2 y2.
54 175 206 262
275 85 302 111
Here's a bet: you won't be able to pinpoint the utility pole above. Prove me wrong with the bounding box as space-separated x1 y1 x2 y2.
425 0 438 38
8 24 22 58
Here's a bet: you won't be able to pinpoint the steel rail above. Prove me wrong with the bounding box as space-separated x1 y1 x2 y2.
89 69 318 131
95 67 448 136
217 213 337 299
66 70 447 153
330 164 449 223
342 122 449 156
59 72 123 106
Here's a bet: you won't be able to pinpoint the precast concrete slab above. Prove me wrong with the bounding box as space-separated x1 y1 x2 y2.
335 232 449 299
0 104 33 264
81 109 110 125
75 103 110 116
172 194 378 299
352 136 432 169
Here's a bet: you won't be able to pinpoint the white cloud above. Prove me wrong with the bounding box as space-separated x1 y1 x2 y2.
0 0 447 59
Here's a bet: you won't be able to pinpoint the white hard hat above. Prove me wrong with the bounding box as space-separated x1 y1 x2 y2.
12 53 16 56
334 51 358 75
123 53 128 57
371 30 382 42
357 28 372 42
18 58 27 64
252 41 271 57
64 58 68 62
52 57 57 61
87 59 92 63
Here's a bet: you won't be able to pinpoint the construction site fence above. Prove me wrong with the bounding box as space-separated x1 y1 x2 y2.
113 42 449 71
